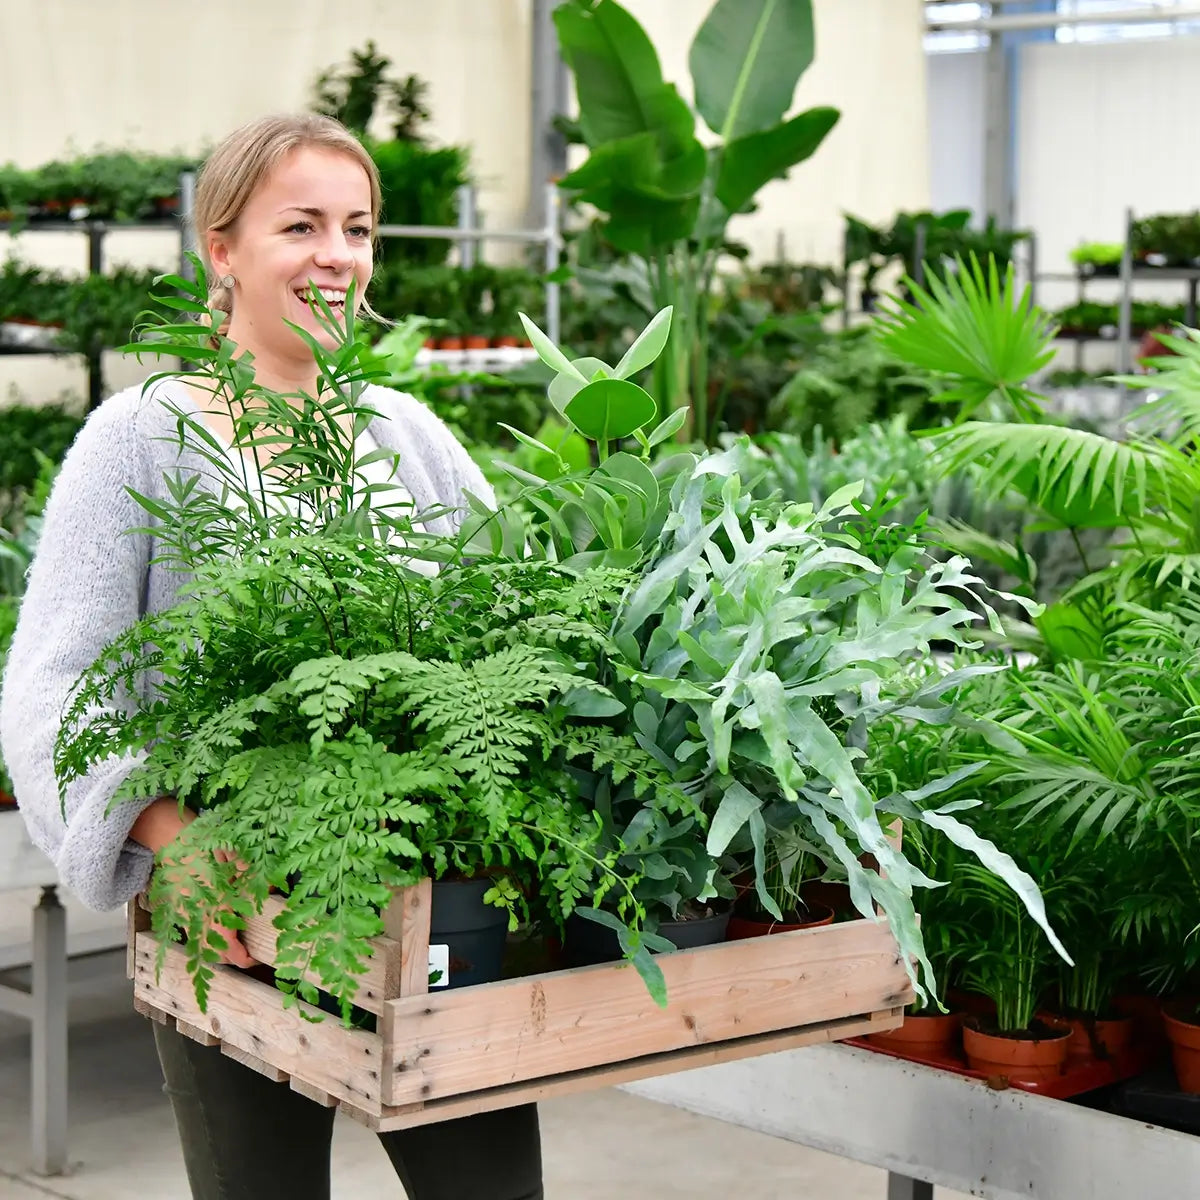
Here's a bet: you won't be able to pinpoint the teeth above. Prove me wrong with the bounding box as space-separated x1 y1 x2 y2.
298 288 346 305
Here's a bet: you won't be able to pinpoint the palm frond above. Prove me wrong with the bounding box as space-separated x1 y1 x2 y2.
877 254 1056 423
928 421 1181 531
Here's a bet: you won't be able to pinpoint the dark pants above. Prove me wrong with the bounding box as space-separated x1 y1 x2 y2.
154 1023 544 1200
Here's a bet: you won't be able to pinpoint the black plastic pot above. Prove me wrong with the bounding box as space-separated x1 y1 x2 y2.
562 907 731 969
430 877 509 989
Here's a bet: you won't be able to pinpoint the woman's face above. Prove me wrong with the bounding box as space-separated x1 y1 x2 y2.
209 145 374 357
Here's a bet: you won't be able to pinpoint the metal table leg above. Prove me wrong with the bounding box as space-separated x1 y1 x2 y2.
887 1174 933 1200
30 885 68 1175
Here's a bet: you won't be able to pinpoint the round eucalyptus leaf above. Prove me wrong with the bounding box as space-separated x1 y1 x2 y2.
549 357 612 416
565 378 657 442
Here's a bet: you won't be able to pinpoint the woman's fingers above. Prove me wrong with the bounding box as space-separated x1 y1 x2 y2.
211 919 256 968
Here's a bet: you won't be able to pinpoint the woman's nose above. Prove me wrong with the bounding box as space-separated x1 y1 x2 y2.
313 232 354 273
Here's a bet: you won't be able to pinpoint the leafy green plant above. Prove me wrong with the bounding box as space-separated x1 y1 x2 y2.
56 264 678 1015
554 0 840 444
768 325 947 445
493 308 1069 1003
845 210 1028 303
879 258 1200 997
1069 242 1123 272
0 402 82 529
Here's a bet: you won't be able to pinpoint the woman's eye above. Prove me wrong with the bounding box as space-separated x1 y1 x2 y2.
285 221 314 234
347 225 372 239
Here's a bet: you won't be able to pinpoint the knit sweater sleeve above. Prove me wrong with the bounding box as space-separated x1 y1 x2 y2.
0 392 157 911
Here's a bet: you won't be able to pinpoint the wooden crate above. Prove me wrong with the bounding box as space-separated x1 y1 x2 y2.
128 880 912 1130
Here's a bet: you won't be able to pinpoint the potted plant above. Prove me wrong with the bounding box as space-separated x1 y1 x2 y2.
480 307 1069 1010
956 863 1072 1085
725 821 836 940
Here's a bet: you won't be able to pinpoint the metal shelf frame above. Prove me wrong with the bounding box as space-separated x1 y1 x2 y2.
3 177 561 409
628 1042 1200 1200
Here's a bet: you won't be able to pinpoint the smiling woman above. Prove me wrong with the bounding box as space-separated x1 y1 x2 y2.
0 112 542 1200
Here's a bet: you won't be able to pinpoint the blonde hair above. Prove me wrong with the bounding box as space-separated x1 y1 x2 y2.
193 113 383 333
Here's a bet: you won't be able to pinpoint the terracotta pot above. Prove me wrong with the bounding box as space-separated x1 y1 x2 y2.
962 1018 1071 1086
422 337 439 350
492 335 520 348
463 334 490 350
1163 1002 1200 1093
726 902 835 940
868 1011 962 1059
437 336 465 351
1061 1013 1135 1062
0 789 15 808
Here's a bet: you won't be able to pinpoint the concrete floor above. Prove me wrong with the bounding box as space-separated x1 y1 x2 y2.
0 889 970 1199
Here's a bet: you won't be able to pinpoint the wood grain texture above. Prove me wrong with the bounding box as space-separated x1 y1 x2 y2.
382 879 431 999
383 918 910 1106
238 894 402 1016
132 935 385 1108
175 1018 221 1047
126 898 152 980
290 1077 339 1107
219 1042 289 1083
366 1007 905 1132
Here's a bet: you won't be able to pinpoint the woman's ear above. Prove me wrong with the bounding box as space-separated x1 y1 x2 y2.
207 230 234 279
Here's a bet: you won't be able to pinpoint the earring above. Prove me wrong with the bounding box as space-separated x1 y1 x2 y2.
220 274 235 289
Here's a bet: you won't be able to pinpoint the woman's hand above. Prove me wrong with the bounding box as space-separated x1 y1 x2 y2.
133 798 257 969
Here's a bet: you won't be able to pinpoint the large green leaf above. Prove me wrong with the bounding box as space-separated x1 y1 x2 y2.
716 108 840 215
560 134 704 254
919 809 1072 965
549 356 613 415
690 0 816 140
706 781 763 856
554 0 696 159
565 378 657 442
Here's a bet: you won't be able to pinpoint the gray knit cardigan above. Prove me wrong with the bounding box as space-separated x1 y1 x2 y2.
0 379 494 911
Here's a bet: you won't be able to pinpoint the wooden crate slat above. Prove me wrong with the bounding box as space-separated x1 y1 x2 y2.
219 1042 290 1083
290 1077 340 1107
383 918 909 1105
383 878 431 999
133 936 384 1108
175 1018 221 1047
235 895 402 1016
367 1006 904 1132
126 898 151 979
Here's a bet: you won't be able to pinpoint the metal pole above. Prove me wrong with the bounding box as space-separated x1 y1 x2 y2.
913 221 927 289
179 170 197 280
1118 207 1134 374
30 885 67 1176
456 185 477 270
886 1174 933 1200
983 30 1012 228
86 224 104 411
544 182 561 346
928 4 1200 33
529 0 570 229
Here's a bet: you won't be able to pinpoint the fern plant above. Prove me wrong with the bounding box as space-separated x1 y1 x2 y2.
55 262 678 1015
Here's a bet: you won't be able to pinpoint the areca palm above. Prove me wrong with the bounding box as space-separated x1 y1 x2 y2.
878 257 1200 606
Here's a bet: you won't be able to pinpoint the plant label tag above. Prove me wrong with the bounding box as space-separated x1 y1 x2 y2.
428 943 450 988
